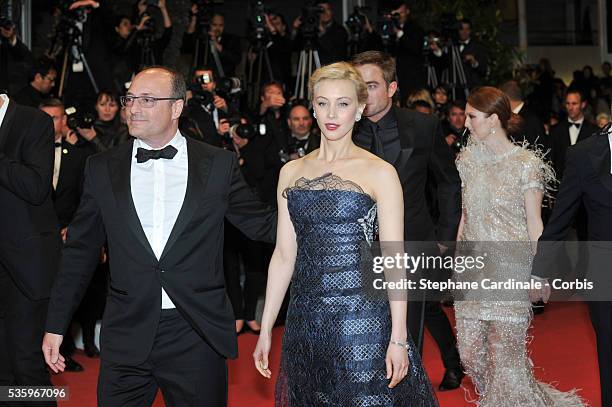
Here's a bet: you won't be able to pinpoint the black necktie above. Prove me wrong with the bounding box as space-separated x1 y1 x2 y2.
569 122 581 128
135 145 178 163
370 123 385 160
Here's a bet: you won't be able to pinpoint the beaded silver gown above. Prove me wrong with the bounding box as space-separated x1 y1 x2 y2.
455 142 584 407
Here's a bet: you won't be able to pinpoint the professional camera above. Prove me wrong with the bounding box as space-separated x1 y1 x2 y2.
191 0 214 35
439 12 461 44
345 6 369 39
423 33 441 51
58 0 90 24
215 77 242 97
377 11 401 44
187 81 214 106
0 16 14 30
65 107 95 130
300 0 323 41
252 0 268 42
224 116 258 141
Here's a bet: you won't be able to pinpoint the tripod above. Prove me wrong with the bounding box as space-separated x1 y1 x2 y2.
192 28 224 78
424 53 438 90
294 40 321 100
441 44 468 100
50 20 98 99
246 38 274 109
137 32 156 70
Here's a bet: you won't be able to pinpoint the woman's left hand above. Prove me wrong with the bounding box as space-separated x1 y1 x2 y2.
385 341 409 388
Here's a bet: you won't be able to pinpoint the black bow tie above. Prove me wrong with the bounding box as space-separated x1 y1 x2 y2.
569 122 581 128
135 145 178 163
54 142 61 147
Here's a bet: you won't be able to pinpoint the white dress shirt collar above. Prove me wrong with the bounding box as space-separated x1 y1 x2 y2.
133 130 184 154
0 94 11 128
608 132 612 174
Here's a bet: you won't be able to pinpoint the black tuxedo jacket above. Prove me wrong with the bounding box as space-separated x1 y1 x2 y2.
46 136 276 363
355 107 461 242
550 120 598 180
534 133 612 290
53 140 93 228
0 101 60 300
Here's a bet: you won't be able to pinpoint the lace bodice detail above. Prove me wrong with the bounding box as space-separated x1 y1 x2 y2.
283 173 379 245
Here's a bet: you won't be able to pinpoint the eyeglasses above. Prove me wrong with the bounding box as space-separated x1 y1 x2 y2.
120 95 182 108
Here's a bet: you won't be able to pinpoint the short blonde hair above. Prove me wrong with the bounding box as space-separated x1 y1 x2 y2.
406 88 434 109
308 62 368 105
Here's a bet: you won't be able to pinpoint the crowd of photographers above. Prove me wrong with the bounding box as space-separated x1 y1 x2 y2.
3 0 611 371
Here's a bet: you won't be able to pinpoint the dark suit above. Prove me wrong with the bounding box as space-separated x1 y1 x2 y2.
53 140 92 228
550 120 598 181
46 136 276 405
354 106 462 371
0 100 59 402
392 20 426 96
533 133 612 407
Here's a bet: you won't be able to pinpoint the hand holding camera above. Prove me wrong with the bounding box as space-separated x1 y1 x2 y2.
213 95 228 112
217 118 231 136
69 0 99 11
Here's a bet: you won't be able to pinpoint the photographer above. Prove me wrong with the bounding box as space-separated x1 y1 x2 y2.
249 81 288 205
14 58 57 108
429 18 488 93
0 19 35 95
222 118 269 335
183 7 242 78
181 67 234 147
57 0 118 108
248 10 292 86
385 1 427 96
292 1 348 65
441 100 467 155
69 89 130 153
130 0 172 68
285 102 319 159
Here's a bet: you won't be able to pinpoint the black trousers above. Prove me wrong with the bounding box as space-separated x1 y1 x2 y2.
408 300 461 371
97 309 227 407
0 265 55 407
223 222 267 321
589 301 612 407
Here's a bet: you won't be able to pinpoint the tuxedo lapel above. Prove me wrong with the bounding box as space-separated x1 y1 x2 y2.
159 138 213 261
0 101 17 150
108 141 157 260
393 107 415 184
590 136 612 194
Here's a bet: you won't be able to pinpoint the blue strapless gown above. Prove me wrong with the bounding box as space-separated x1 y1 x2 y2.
275 174 438 407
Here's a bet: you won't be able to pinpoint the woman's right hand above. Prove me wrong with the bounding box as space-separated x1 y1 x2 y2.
253 332 272 378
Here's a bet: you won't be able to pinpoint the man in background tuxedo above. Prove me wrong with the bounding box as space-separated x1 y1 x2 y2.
533 126 612 407
500 80 548 152
352 51 463 391
0 92 60 405
43 67 276 406
550 89 598 180
40 98 94 372
285 103 320 158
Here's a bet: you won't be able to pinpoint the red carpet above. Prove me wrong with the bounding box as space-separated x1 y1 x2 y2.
53 302 601 406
